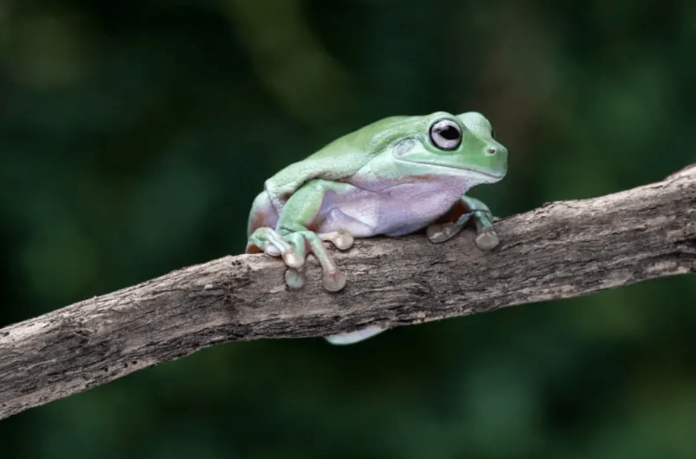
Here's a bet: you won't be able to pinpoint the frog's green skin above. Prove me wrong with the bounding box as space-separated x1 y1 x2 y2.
246 111 507 344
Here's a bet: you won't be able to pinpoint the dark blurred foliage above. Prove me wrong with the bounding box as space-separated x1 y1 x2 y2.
1 0 695 457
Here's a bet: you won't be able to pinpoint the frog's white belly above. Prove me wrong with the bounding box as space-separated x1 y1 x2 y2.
318 180 467 237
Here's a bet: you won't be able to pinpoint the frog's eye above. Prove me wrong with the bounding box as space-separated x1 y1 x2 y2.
430 119 462 150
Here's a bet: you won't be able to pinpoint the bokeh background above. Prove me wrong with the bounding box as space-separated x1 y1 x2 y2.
1 0 695 457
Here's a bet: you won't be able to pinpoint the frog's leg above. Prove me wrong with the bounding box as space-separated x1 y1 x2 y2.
247 179 353 291
426 195 500 250
246 191 279 245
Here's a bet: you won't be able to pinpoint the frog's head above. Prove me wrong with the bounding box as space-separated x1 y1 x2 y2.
385 111 507 184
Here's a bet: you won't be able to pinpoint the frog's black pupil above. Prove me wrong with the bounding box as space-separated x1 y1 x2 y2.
439 125 460 140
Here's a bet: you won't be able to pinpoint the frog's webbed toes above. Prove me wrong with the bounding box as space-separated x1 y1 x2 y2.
251 227 349 291
285 230 347 292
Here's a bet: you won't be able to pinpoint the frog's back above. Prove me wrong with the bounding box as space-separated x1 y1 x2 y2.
307 115 416 162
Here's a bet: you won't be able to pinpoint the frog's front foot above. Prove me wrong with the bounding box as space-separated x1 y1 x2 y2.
247 227 353 291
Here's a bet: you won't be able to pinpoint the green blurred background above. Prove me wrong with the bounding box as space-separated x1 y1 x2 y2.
1 0 695 457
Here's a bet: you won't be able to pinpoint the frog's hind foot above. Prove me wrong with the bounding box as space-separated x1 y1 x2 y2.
426 195 500 250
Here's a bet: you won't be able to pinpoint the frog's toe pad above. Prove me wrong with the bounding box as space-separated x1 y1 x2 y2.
425 225 444 244
475 228 500 250
325 326 385 345
282 249 304 268
426 224 447 243
285 268 306 289
322 268 346 292
264 243 281 256
333 232 354 250
320 231 354 250
427 223 460 244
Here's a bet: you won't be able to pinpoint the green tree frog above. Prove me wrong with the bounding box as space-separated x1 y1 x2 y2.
246 111 507 343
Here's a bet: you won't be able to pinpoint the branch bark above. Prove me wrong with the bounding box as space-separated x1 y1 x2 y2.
1 164 695 420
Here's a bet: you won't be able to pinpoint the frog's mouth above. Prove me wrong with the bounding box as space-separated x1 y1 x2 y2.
396 157 506 183
459 167 505 181
450 167 505 184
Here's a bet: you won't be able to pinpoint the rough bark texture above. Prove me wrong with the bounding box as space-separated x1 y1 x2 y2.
1 165 695 420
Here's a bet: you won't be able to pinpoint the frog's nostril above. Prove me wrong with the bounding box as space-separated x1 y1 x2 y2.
486 147 497 155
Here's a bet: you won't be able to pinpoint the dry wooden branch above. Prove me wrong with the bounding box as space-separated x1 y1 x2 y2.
1 164 695 420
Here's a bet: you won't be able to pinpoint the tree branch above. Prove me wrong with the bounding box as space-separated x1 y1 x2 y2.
2 164 695 420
